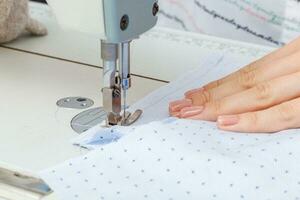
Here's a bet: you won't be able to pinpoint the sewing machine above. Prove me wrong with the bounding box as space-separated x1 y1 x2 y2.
0 1 274 200
46 0 159 126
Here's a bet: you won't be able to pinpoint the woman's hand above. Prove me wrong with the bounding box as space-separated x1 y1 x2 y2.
169 37 300 133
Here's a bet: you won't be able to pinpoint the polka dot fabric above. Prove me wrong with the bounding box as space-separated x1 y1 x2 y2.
40 118 300 200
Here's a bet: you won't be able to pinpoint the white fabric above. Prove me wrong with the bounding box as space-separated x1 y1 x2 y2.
40 118 300 200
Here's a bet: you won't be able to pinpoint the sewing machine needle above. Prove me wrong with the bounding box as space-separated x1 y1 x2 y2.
123 89 127 119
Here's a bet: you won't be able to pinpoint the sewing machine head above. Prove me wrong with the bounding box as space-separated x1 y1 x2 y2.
46 0 159 126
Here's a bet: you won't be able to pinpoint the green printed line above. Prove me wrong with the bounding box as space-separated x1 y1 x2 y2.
239 0 299 24
222 0 300 31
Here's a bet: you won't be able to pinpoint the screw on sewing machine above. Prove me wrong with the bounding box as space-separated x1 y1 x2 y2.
152 2 159 16
76 97 87 102
120 15 129 31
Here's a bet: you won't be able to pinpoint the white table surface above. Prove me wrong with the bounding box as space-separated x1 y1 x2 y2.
0 2 277 200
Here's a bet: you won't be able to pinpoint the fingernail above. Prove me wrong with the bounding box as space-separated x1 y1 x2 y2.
170 99 192 112
172 112 181 118
184 88 204 98
180 106 204 118
169 99 190 107
218 115 239 126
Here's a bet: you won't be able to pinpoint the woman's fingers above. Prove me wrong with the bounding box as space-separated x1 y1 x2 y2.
184 63 257 99
179 106 204 118
184 88 204 99
180 71 300 121
217 97 300 133
169 99 192 114
170 112 180 117
187 50 300 106
203 36 300 91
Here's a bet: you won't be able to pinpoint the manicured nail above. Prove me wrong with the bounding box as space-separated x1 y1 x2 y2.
169 99 192 112
184 88 204 98
218 115 239 126
171 112 181 118
180 106 204 118
169 99 190 107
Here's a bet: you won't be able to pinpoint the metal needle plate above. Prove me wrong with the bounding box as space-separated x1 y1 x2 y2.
71 107 107 134
56 97 94 109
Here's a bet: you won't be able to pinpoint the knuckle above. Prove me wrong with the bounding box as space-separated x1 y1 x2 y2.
237 69 257 89
254 83 273 101
247 63 256 71
199 90 212 104
239 64 254 74
277 103 295 123
215 79 223 88
204 79 222 90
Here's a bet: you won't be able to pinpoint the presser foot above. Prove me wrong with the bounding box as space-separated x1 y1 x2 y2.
105 109 143 127
120 109 143 126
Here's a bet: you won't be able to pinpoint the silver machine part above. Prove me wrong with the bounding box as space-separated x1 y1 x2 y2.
101 41 141 126
71 107 143 134
100 0 159 126
56 97 94 109
119 41 131 120
101 41 122 125
0 167 52 196
121 109 143 126
56 95 142 133
120 42 131 90
71 107 107 134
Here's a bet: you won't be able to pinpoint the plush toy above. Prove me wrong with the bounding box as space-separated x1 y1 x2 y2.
0 0 47 44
